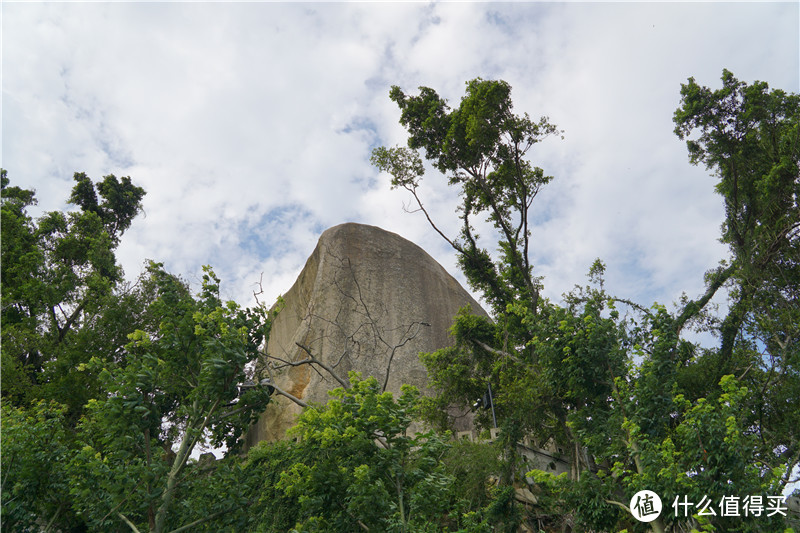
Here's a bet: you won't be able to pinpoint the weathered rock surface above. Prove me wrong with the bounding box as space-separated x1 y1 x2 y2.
244 222 488 448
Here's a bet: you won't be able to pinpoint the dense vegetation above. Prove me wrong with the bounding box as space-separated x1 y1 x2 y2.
373 71 799 532
2 70 798 532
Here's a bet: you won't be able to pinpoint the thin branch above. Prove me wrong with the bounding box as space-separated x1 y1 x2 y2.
59 300 88 341
99 478 146 524
1 454 13 493
49 306 63 339
737 363 753 381
268 350 330 383
402 184 464 253
268 382 308 408
42 503 64 533
382 322 429 392
218 405 250 420
604 499 630 513
166 507 236 533
252 272 266 307
474 339 523 364
611 297 654 318
118 512 143 533
295 342 350 389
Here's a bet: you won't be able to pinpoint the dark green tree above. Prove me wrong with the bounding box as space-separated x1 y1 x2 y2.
246 373 508 533
67 264 275 533
0 400 75 532
672 70 800 526
674 68 799 377
1 171 146 416
1 173 275 533
2 170 148 531
373 73 799 532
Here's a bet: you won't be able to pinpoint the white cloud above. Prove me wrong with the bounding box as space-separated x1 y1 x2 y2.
3 1 797 320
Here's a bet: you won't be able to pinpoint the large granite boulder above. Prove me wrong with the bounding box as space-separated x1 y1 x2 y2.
244 222 488 447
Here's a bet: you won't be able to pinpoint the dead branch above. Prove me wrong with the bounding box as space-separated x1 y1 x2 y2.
262 379 308 408
295 342 351 389
474 339 523 364
382 321 430 392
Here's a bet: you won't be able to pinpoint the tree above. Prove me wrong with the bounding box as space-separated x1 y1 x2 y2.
372 74 799 532
1 173 275 533
372 79 561 318
1 170 146 417
674 68 798 367
68 263 275 533
2 170 149 531
0 400 75 532
674 71 800 483
246 373 509 533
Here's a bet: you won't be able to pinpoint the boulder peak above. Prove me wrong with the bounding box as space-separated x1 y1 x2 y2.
244 222 486 447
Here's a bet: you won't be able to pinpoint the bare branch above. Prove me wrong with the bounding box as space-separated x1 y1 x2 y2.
267 353 328 382
382 321 429 392
610 297 655 318
266 381 308 408
42 503 64 533
252 272 266 307
474 339 523 364
402 184 464 253
166 507 236 533
604 499 630 514
118 512 143 533
296 342 350 389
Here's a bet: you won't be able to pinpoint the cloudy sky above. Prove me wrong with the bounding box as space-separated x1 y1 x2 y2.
3 1 798 330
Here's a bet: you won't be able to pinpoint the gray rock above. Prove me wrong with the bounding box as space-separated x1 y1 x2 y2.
244 223 487 448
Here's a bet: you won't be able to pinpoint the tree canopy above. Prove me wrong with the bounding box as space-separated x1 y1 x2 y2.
1 173 274 532
1 171 145 415
372 72 799 532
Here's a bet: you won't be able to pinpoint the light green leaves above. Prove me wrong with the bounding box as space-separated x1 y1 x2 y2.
370 146 425 189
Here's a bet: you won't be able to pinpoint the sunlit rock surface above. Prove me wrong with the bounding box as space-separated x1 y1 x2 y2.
244 222 487 448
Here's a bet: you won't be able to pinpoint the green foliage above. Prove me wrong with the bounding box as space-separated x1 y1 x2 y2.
3 69 797 533
246 375 510 532
67 263 274 532
1 170 153 530
8 262 272 533
674 71 800 483
0 400 76 532
644 376 788 532
245 440 306 532
673 69 798 264
276 375 454 531
375 73 799 532
1 172 275 532
674 69 799 372
69 172 146 242
166 455 257 533
1 171 146 417
371 79 562 316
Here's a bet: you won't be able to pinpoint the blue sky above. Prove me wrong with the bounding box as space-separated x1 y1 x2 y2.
3 1 798 327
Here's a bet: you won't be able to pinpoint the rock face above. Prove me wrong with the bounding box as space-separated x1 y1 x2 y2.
244 222 487 448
